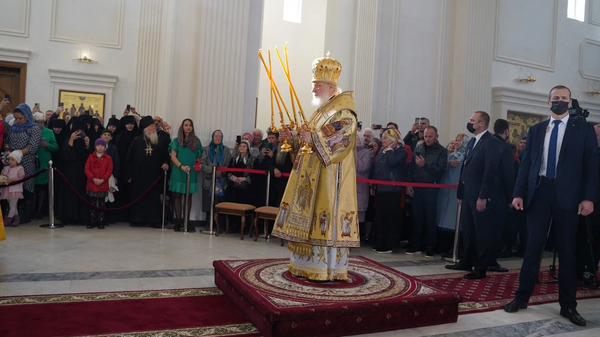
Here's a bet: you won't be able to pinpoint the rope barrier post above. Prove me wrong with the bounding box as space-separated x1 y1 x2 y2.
444 204 462 263
201 166 217 236
262 171 271 240
183 172 190 233
40 161 63 229
161 171 167 230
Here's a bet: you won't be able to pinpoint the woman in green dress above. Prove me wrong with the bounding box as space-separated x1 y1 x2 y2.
169 119 203 232
33 112 58 219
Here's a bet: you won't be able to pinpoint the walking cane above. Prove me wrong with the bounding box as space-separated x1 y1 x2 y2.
443 204 461 263
183 172 190 233
263 171 271 239
41 161 63 229
161 171 167 230
201 166 217 235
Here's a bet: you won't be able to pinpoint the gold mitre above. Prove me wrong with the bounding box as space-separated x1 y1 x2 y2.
312 56 341 86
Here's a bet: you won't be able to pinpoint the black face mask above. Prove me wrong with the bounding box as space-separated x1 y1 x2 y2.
466 123 477 134
550 100 570 116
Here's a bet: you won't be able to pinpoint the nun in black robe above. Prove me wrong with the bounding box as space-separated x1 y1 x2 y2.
55 120 93 225
112 115 139 221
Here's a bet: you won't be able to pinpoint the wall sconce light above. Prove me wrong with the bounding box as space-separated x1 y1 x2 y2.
516 68 536 83
74 49 96 63
585 81 600 95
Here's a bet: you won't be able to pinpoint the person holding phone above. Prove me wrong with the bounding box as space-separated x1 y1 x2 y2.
403 118 430 150
56 120 92 225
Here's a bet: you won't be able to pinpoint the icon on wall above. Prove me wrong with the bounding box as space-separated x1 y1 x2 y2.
58 90 106 122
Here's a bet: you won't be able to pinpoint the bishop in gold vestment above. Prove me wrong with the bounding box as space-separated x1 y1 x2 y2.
271 56 359 281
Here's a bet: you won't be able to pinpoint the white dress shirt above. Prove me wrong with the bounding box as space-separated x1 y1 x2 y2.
473 129 488 149
539 114 569 177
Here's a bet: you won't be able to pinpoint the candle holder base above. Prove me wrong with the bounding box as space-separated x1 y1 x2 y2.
300 144 314 155
280 139 293 153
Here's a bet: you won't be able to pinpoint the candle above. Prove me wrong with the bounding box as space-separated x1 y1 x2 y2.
275 47 307 124
284 45 297 127
259 50 289 122
259 50 276 132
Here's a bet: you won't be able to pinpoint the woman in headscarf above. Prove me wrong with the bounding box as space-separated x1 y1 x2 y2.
436 133 470 255
200 130 232 218
370 128 407 254
33 112 58 219
56 119 92 225
112 115 138 221
226 140 257 205
8 103 42 224
169 119 203 232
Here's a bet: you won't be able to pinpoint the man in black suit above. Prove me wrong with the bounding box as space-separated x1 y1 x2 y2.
446 111 502 279
504 85 597 327
489 119 514 271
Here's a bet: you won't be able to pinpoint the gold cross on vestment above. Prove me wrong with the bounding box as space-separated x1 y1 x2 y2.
145 144 153 156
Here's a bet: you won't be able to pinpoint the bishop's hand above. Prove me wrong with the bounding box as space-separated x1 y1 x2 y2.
300 129 312 144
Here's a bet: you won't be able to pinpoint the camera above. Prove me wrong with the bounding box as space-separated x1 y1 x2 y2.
569 99 589 122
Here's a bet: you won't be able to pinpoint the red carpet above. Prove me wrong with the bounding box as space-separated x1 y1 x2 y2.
214 256 460 337
416 268 600 314
0 288 260 337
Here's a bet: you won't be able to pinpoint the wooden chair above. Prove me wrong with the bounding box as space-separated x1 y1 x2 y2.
214 202 257 240
253 206 285 246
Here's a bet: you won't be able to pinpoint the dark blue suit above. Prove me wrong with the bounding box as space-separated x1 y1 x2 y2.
514 117 598 309
457 131 503 272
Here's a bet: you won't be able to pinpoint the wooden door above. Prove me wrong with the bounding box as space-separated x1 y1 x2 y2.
0 61 27 118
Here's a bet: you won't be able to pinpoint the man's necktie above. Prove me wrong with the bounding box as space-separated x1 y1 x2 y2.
465 137 476 158
546 120 560 179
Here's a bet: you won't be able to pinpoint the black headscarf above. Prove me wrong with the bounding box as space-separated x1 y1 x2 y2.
49 118 69 149
107 117 121 137
116 115 139 164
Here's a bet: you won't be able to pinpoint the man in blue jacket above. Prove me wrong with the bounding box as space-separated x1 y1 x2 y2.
504 85 597 327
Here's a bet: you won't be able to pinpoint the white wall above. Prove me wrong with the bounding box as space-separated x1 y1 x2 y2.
372 0 447 139
492 0 600 120
256 0 329 133
0 0 141 121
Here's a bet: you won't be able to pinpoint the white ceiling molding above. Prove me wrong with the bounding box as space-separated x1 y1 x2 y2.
0 0 30 38
48 69 119 121
0 47 31 63
49 0 124 49
579 38 600 81
494 0 557 72
493 86 600 123
590 0 600 26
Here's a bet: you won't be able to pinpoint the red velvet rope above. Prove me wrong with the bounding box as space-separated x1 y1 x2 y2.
216 167 457 189
54 168 165 211
1 168 48 187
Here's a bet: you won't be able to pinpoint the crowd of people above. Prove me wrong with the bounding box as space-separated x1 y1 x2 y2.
0 92 594 279
0 98 530 257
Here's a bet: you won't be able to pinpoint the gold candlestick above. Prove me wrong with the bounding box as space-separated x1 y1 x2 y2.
259 49 293 152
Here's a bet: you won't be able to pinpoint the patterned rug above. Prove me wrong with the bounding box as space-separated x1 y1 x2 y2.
416 268 600 314
214 256 460 337
0 288 260 337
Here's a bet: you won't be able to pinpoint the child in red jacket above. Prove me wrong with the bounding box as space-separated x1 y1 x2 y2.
85 138 113 229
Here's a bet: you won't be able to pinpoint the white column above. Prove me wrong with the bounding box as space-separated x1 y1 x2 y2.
444 0 496 140
133 0 166 117
352 0 378 125
193 0 252 142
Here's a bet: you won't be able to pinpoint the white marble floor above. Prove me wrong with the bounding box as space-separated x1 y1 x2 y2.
1 221 599 337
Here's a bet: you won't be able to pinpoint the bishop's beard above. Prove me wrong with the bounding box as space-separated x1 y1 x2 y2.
311 94 327 109
144 129 159 145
